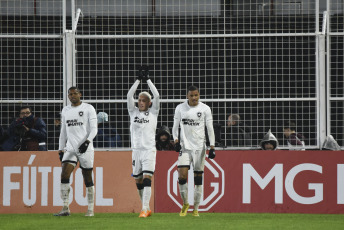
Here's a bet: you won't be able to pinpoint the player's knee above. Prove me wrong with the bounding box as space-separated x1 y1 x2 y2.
61 178 70 184
143 178 151 187
136 183 144 190
194 176 202 185
178 178 187 185
61 172 71 181
83 176 94 187
85 180 94 187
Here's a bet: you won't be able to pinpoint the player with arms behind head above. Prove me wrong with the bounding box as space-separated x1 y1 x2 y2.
54 87 98 217
172 85 216 217
127 66 160 218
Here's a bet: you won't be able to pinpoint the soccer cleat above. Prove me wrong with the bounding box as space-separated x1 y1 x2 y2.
85 210 94 217
179 203 190 217
147 210 152 217
53 207 71 216
192 210 200 217
139 210 151 218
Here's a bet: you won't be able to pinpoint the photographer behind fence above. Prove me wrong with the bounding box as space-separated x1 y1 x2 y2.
2 106 47 151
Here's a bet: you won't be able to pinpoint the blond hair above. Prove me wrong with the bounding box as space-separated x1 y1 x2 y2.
139 91 152 101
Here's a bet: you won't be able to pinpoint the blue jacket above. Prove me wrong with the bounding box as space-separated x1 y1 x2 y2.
2 114 47 151
94 123 122 148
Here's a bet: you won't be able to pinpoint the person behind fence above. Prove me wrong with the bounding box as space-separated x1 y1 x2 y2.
156 125 175 151
93 112 122 148
2 106 47 151
54 86 98 217
226 114 251 147
283 121 305 150
259 129 278 150
0 126 7 151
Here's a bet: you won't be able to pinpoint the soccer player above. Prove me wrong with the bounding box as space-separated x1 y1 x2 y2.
54 87 98 217
172 85 216 217
127 66 160 218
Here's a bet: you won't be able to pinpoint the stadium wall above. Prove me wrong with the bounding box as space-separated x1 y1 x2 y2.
1 150 344 214
0 151 148 214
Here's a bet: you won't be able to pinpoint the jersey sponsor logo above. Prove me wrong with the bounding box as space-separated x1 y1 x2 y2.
182 118 200 126
134 116 149 123
167 159 225 211
79 111 84 116
66 119 84 126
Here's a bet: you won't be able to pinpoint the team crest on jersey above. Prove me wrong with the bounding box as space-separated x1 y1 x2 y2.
144 112 149 116
132 160 135 166
197 112 202 117
79 111 84 116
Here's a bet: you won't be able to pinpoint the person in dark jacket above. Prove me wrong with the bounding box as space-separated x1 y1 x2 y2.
93 112 122 148
226 114 251 147
283 121 305 150
260 129 279 150
0 126 7 151
2 106 47 151
156 125 175 151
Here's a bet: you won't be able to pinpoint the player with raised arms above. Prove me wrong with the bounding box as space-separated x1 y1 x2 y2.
127 66 160 218
172 85 216 217
54 86 98 217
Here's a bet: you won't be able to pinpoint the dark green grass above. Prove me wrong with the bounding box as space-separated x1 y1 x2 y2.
0 213 343 230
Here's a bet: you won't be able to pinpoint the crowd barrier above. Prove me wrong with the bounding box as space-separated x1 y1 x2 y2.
0 151 146 214
1 150 344 214
155 150 344 214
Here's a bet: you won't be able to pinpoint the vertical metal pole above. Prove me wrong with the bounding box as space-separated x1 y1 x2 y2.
71 0 77 88
62 0 67 107
326 1 332 141
318 11 328 149
72 0 75 35
65 30 74 105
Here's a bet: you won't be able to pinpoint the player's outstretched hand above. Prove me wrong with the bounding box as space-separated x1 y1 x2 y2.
208 149 216 159
58 151 64 162
79 140 90 154
136 66 144 81
142 66 150 82
175 142 181 152
136 66 150 82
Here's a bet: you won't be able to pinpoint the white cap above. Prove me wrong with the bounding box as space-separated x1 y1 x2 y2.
97 112 109 124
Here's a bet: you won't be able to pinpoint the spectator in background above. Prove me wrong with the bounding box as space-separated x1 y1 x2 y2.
2 106 47 151
93 112 122 148
156 125 175 151
0 126 7 151
48 112 62 150
226 114 251 147
283 121 305 150
260 129 278 150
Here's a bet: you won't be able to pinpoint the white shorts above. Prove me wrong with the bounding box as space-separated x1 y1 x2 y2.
62 150 94 170
178 148 206 173
132 149 157 178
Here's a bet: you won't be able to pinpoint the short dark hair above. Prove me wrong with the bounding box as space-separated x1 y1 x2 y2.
187 85 199 93
68 86 81 93
284 121 296 131
19 106 32 114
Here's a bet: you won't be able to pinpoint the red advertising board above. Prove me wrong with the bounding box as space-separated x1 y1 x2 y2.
154 150 344 214
0 151 151 214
